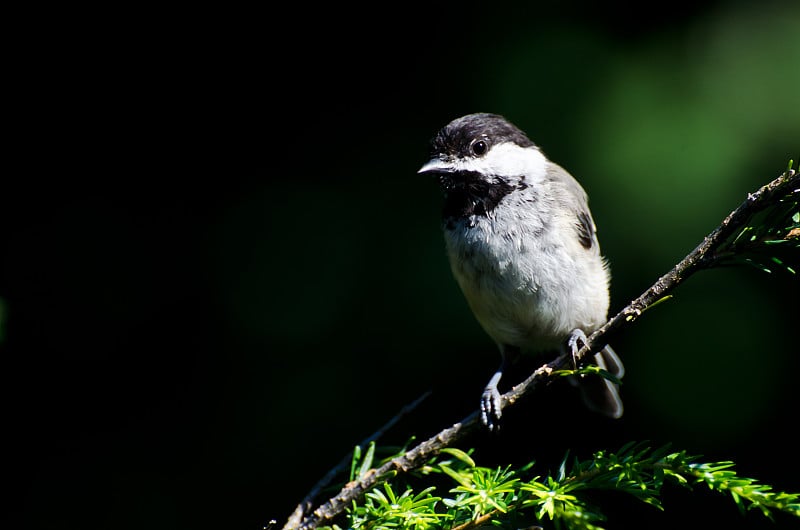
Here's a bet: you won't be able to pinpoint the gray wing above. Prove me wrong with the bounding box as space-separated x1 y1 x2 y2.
545 162 598 250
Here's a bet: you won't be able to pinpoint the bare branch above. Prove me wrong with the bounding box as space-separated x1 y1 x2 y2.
282 391 431 530
507 168 798 404
285 168 798 530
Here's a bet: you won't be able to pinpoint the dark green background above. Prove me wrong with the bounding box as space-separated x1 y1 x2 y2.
3 2 798 529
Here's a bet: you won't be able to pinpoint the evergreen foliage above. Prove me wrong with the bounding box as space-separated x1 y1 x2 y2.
320 442 799 530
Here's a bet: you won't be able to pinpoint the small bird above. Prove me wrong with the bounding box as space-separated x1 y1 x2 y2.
418 113 624 431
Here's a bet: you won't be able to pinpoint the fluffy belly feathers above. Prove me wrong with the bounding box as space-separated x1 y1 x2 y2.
445 219 608 351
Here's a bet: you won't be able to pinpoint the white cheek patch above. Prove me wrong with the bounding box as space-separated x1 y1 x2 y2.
456 143 548 182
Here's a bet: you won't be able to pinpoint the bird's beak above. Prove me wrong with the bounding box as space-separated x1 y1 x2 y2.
419 158 461 192
417 159 453 176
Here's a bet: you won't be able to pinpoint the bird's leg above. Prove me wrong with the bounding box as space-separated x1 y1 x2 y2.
481 345 519 432
481 369 503 432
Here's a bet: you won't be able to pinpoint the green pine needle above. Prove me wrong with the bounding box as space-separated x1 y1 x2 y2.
322 442 799 530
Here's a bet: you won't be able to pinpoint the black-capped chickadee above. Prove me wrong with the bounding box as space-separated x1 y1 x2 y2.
419 113 624 431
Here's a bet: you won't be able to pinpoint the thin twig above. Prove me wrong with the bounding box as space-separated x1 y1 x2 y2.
507 168 798 404
286 168 798 530
281 391 431 530
449 511 497 530
295 412 485 530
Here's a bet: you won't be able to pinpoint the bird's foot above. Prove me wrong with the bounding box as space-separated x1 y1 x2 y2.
481 379 503 432
567 328 589 368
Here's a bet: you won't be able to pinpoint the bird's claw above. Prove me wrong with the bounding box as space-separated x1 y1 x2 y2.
567 328 589 368
481 385 503 432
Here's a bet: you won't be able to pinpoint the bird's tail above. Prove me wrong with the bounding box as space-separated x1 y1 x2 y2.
573 345 624 419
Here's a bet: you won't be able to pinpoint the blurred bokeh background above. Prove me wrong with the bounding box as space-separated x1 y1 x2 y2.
3 2 799 529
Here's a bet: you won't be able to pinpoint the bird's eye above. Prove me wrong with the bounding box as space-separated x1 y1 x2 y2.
471 138 489 156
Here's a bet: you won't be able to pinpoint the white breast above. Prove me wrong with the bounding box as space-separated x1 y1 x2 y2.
444 190 610 352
